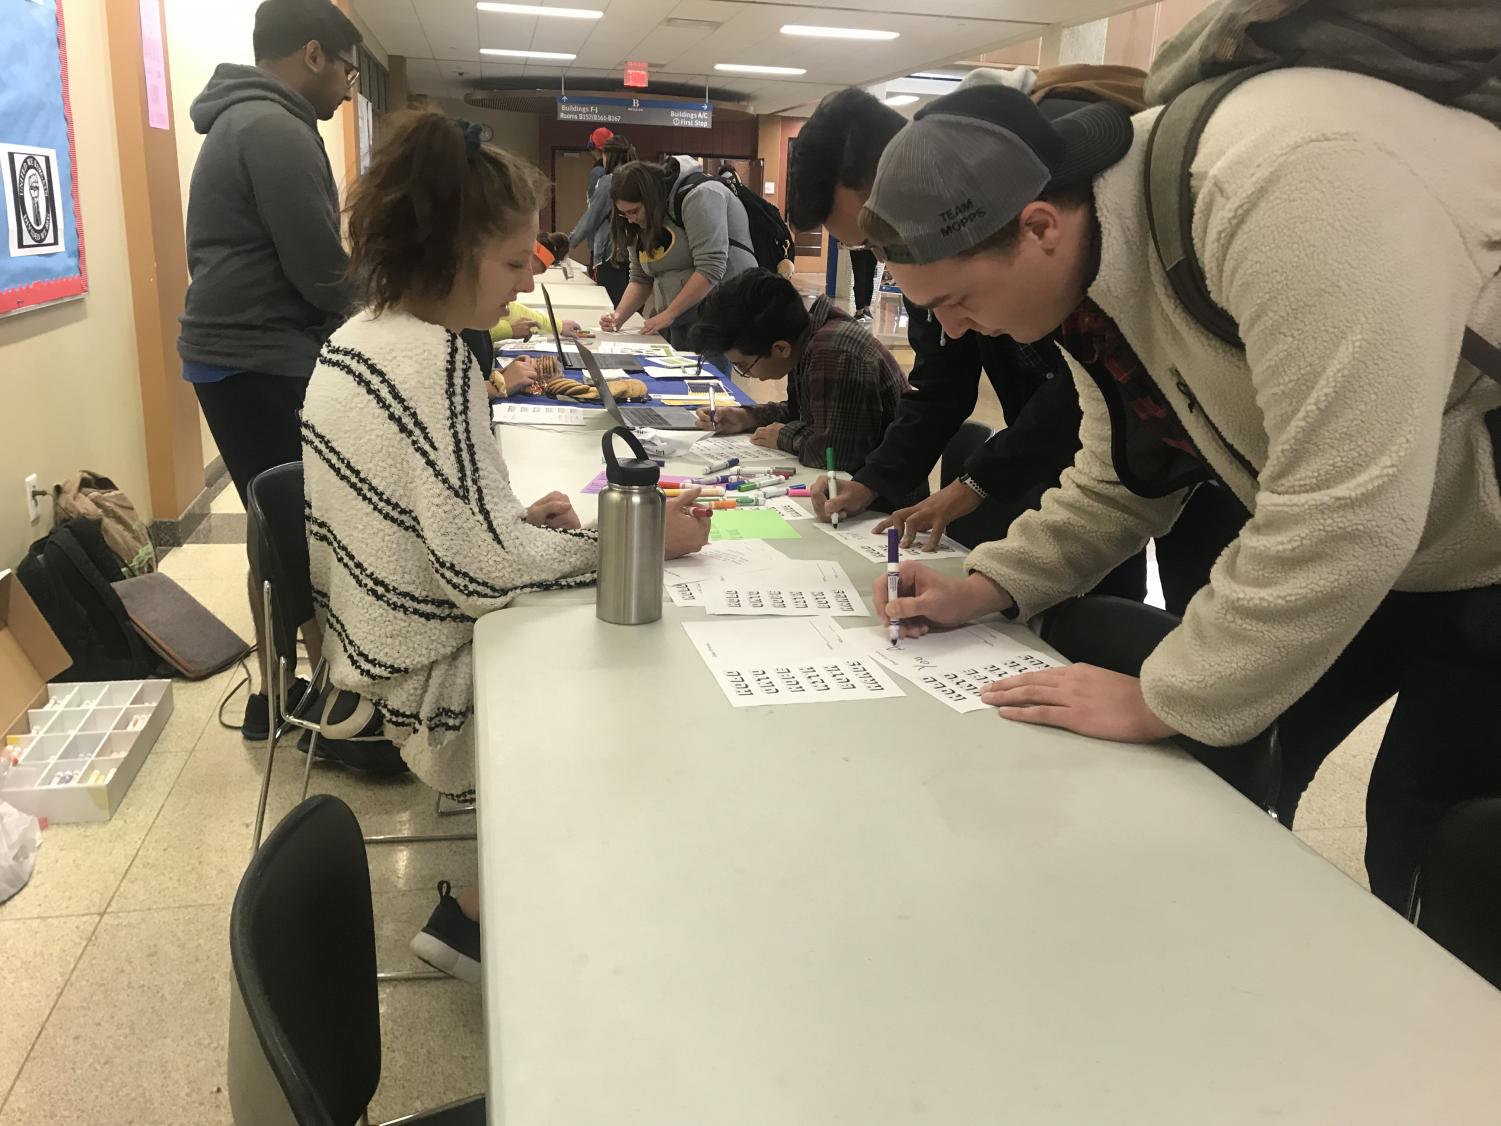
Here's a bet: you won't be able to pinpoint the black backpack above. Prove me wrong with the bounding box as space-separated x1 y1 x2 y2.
671 167 796 274
1144 0 1501 382
16 517 159 682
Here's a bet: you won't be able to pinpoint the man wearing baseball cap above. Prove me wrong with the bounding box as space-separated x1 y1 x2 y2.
866 77 1501 908
586 126 614 202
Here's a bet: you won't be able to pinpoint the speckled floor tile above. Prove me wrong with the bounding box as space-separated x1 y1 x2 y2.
0 753 188 922
1293 759 1371 832
0 904 233 1126
0 915 97 1101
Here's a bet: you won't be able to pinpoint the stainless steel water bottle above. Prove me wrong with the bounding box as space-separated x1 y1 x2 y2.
596 427 665 625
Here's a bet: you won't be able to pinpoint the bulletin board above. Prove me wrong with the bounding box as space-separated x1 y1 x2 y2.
0 0 86 317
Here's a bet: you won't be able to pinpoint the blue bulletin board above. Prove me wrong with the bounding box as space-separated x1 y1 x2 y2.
0 0 87 317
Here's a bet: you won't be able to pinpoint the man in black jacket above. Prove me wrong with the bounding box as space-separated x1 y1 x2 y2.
786 86 1244 612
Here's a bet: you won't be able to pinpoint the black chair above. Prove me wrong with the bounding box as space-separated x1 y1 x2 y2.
1408 796 1501 990
229 795 486 1125
246 462 331 852
940 420 996 488
1038 596 1282 814
246 464 474 982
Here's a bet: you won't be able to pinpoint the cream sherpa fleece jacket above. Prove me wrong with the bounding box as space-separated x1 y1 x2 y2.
967 68 1501 746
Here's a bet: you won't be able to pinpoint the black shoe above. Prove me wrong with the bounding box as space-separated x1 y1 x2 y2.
241 678 309 742
410 881 481 983
297 686 410 776
854 307 873 322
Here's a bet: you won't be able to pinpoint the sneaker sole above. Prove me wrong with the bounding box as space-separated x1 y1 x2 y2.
410 932 482 984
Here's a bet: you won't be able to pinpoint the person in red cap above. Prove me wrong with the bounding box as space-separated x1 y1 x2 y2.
586 126 615 202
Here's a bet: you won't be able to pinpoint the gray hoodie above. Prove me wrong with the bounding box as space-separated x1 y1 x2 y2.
178 65 351 379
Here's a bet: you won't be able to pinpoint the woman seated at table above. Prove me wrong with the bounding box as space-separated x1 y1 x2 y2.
599 157 757 352
302 112 710 982
691 269 925 514
488 232 583 395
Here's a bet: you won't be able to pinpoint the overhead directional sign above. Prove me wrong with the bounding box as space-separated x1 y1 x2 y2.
556 95 713 129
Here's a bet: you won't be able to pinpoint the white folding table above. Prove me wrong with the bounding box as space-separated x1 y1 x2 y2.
471 428 1501 1125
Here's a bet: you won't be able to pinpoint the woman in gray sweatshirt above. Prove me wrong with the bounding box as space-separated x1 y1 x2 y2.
599 157 757 354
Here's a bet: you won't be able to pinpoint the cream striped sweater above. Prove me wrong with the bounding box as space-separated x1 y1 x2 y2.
302 310 597 794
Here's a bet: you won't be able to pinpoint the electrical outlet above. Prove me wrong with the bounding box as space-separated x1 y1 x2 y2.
24 474 40 523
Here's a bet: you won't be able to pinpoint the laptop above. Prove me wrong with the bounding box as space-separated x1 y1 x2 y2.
541 286 702 430
538 285 587 368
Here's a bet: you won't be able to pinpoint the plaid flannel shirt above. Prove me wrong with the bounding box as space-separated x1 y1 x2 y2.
1060 298 1204 462
746 296 912 477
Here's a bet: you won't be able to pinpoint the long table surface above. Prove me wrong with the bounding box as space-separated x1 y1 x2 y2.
473 360 1501 1126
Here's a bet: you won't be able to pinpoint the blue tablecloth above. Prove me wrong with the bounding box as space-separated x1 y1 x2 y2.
495 354 752 411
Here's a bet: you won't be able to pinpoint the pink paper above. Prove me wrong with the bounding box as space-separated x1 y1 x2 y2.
139 0 170 131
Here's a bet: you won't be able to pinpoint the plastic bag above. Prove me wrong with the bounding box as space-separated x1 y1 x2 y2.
0 800 40 904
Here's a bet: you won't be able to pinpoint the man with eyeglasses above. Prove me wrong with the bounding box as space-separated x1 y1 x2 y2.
689 269 925 515
178 0 362 743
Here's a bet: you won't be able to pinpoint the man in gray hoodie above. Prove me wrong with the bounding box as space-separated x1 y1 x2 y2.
178 0 360 740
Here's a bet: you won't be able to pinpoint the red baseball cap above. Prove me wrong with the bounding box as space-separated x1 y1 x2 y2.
588 127 614 150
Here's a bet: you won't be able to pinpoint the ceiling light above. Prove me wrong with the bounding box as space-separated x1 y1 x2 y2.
885 95 919 106
664 17 722 30
477 3 602 18
714 63 807 76
781 25 899 41
480 48 578 60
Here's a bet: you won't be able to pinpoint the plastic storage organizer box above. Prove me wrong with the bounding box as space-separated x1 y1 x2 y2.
1 679 174 824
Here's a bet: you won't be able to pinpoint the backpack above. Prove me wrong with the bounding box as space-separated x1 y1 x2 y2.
1143 0 1501 382
671 167 797 274
15 517 159 683
53 471 157 577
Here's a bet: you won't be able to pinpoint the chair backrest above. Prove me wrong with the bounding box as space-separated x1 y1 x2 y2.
246 462 314 663
229 795 382 1126
940 421 996 489
1411 797 1501 990
1039 596 1281 813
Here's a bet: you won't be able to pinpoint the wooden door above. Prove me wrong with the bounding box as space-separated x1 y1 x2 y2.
552 148 597 264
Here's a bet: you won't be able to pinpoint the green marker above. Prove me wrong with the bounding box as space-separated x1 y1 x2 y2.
826 447 840 528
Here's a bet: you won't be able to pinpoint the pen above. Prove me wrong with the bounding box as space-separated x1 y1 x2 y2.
709 386 718 429
739 476 781 491
704 456 739 474
770 467 798 478
887 527 902 647
692 473 739 485
663 487 725 497
787 484 810 496
759 486 789 499
698 500 740 511
826 448 840 528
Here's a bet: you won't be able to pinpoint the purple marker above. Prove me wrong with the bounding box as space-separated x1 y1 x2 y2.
886 526 902 647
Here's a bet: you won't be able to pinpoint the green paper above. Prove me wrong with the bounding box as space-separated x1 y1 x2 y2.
708 509 801 542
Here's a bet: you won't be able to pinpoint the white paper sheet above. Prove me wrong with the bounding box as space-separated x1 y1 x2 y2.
702 560 866 618
846 624 1063 714
810 514 968 563
667 581 704 606
662 540 786 587
683 619 905 708
492 402 595 427
688 434 789 467
594 341 674 356
764 497 814 521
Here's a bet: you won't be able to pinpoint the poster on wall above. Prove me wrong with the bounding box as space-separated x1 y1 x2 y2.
0 0 87 316
2 144 66 257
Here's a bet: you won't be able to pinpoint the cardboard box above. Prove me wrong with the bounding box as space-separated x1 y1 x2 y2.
0 571 173 823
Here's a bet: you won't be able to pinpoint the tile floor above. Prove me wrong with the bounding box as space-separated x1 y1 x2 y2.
0 364 1389 1124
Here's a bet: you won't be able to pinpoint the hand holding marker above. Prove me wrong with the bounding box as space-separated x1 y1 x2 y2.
826 448 840 528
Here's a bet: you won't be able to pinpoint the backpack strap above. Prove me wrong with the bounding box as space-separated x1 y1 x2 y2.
1462 328 1501 382
1144 61 1285 349
50 523 154 670
670 171 711 230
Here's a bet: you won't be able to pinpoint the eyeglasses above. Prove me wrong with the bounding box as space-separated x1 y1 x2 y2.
732 355 765 379
335 52 360 88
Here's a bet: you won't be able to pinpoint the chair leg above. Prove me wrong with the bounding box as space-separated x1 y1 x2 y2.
376 968 450 982
250 582 280 854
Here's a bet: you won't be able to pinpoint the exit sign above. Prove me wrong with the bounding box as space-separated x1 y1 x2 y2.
624 61 649 89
